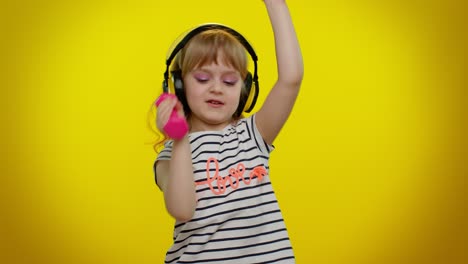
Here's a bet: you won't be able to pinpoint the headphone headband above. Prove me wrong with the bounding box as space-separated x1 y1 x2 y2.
165 24 257 68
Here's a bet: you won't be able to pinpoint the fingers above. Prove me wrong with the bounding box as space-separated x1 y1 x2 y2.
158 98 177 116
156 97 178 131
174 100 186 118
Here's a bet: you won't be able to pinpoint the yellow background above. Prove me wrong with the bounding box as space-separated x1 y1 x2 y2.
2 0 466 263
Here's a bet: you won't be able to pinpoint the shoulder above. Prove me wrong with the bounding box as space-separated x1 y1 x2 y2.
156 140 174 161
238 114 275 154
154 141 173 189
154 159 169 191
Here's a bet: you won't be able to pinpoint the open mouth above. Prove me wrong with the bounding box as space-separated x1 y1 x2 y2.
207 100 224 106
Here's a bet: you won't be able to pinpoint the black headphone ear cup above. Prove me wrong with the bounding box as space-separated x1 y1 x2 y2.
172 70 184 91
235 72 253 117
171 70 190 115
244 72 253 93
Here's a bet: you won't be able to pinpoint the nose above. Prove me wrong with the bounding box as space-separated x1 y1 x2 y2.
209 79 223 93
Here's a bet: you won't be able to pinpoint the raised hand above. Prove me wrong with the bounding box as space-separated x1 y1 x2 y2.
156 93 189 139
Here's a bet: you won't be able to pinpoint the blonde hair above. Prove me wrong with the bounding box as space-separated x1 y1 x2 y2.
149 28 250 153
173 29 248 78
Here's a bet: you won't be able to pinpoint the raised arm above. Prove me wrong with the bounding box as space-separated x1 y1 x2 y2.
156 98 196 222
255 0 304 145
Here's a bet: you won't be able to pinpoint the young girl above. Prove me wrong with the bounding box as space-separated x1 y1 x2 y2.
152 0 303 263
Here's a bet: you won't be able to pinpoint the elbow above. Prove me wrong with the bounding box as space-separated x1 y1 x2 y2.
169 212 193 222
290 75 304 88
166 200 196 222
169 208 195 223
163 181 197 222
279 68 304 88
291 68 304 86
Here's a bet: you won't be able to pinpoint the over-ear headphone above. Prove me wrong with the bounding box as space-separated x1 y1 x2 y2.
162 23 259 118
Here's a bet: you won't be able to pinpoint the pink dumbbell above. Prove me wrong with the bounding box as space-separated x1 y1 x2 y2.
155 93 189 140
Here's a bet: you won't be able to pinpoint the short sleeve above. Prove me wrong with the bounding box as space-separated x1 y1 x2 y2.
246 114 275 154
153 140 174 189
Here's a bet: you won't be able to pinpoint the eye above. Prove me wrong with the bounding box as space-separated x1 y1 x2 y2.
196 77 209 83
224 81 236 86
223 78 239 86
193 73 210 83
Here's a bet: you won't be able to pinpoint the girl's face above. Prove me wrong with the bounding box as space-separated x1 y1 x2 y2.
184 57 243 132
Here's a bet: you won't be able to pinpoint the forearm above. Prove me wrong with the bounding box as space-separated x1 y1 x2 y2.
164 136 197 221
264 0 304 85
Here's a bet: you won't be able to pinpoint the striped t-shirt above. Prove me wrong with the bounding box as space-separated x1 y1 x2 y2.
155 114 295 263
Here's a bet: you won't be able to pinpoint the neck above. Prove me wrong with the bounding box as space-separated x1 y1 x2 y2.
189 118 238 133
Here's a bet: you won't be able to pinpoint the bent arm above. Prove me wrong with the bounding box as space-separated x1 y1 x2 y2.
256 0 304 145
156 136 197 222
